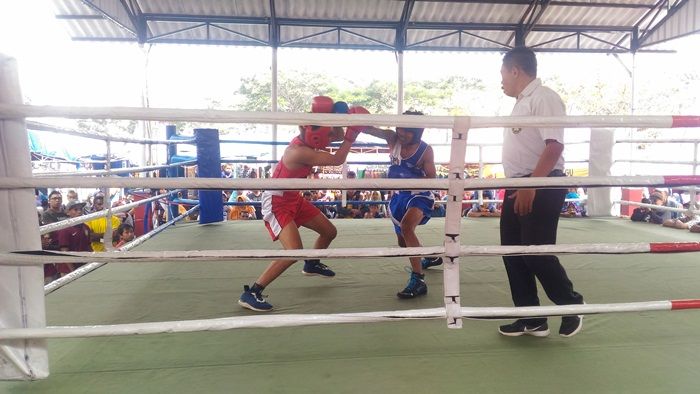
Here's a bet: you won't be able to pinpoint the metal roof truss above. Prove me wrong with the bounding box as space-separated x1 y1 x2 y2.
51 0 698 53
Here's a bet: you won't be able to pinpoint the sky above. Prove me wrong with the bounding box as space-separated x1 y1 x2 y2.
0 0 698 170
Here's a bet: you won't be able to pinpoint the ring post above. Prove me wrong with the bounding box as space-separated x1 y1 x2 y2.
165 125 179 221
587 128 615 216
0 54 49 379
443 116 470 329
195 128 224 224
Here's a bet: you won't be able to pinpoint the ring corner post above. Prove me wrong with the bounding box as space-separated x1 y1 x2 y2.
443 116 470 329
165 125 179 221
0 54 49 380
194 128 223 224
588 128 615 216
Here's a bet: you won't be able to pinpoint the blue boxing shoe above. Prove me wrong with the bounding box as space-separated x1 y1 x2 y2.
397 271 427 299
238 285 273 312
302 259 336 277
421 256 443 270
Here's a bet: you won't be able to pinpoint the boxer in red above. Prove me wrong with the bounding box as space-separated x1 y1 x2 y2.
238 96 367 311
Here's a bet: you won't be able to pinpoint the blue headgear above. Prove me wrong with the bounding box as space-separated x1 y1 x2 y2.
402 127 424 144
401 110 424 144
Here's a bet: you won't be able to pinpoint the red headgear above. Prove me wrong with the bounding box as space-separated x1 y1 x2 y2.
302 96 335 149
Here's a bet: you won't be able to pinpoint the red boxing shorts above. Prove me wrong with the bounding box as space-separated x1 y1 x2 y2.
261 191 321 240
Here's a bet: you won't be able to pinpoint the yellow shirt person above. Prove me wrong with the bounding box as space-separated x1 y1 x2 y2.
85 216 122 252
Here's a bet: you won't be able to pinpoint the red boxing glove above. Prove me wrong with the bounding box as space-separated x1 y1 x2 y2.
311 96 334 113
348 105 369 115
344 127 364 142
346 105 370 142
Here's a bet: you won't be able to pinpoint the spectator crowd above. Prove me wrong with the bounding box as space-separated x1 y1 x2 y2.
37 189 136 283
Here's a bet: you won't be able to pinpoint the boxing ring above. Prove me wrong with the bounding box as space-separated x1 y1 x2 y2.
4 219 700 392
2 57 700 391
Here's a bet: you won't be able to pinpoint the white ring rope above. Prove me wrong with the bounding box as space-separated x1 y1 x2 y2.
434 198 587 205
0 301 694 340
3 175 700 191
26 120 180 145
6 242 700 266
39 189 182 235
2 104 697 129
615 200 700 216
5 105 700 343
44 205 199 294
34 160 197 178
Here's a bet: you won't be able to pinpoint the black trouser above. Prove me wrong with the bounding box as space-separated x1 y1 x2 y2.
500 170 583 325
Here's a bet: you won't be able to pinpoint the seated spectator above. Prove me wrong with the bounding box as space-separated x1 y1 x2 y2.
89 192 106 213
85 204 122 252
228 194 256 220
66 189 79 204
313 190 337 219
630 198 653 222
431 196 446 218
246 189 264 219
153 189 168 225
113 223 135 248
338 172 365 219
41 190 67 225
36 191 49 213
56 200 92 274
222 191 232 219
495 188 506 211
221 164 233 179
461 191 474 217
368 190 387 218
467 190 499 217
111 194 135 226
649 192 682 224
561 188 586 218
364 203 385 218
691 222 700 233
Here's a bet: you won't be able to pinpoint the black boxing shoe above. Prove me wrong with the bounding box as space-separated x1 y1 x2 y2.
498 320 550 337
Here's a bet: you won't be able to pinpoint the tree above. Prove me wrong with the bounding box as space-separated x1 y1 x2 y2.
544 75 631 116
236 70 342 112
76 119 137 136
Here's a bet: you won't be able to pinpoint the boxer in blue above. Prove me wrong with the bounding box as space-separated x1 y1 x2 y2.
362 110 442 298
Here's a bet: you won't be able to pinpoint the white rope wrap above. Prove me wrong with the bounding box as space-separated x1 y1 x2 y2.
0 104 681 129
0 301 674 340
34 160 197 178
615 200 700 216
2 175 698 191
26 120 178 144
1 242 669 265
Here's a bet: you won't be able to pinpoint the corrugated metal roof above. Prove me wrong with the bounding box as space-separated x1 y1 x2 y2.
52 0 699 53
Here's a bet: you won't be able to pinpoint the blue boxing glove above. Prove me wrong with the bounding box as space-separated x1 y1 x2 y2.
333 101 349 114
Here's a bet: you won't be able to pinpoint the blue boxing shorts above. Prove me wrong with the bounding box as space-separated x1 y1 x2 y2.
389 191 435 234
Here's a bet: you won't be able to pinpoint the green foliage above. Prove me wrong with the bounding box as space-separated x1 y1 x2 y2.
76 119 137 135
237 71 339 112
544 75 631 116
234 71 485 116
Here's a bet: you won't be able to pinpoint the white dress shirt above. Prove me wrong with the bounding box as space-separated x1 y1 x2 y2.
502 78 566 178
